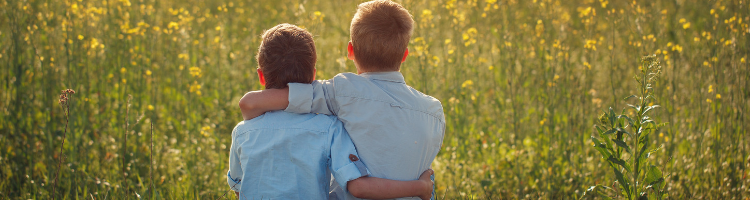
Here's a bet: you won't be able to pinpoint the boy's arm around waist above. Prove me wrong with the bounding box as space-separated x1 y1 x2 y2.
327 119 432 199
347 169 435 200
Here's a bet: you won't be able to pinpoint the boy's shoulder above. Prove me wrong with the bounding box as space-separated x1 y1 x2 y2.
232 111 339 135
325 72 444 119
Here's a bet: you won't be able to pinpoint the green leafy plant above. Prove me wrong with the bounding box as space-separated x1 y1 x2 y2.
583 55 668 199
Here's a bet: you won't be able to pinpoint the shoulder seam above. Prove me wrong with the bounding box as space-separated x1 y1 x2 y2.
334 95 445 123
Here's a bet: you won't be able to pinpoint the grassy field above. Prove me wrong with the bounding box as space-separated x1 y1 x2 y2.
1 0 749 199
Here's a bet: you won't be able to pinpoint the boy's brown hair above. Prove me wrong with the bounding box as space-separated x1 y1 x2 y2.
257 23 316 89
350 0 414 71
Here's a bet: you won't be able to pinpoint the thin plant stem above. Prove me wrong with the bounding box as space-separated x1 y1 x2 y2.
52 90 74 198
151 123 154 200
123 95 131 199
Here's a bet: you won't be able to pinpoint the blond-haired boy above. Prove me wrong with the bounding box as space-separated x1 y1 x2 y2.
239 1 444 199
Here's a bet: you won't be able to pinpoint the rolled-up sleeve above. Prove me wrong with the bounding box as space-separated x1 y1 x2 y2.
227 129 242 192
328 120 369 192
286 80 338 115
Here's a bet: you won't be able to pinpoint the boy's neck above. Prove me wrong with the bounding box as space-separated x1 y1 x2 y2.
355 65 400 74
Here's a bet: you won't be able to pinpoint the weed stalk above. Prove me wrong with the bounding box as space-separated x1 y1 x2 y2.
52 89 75 198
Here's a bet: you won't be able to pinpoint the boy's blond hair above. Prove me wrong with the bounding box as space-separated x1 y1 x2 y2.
350 0 414 71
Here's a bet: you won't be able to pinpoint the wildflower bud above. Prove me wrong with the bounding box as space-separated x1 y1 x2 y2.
598 113 609 125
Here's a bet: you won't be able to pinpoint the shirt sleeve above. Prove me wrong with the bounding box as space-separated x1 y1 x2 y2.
327 119 370 192
285 79 339 115
227 128 242 192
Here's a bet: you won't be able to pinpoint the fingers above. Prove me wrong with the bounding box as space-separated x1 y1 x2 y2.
419 169 434 180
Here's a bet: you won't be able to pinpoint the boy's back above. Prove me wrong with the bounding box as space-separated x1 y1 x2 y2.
227 111 367 199
287 71 445 199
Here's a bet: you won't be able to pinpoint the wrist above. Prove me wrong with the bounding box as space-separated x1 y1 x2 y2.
421 179 432 194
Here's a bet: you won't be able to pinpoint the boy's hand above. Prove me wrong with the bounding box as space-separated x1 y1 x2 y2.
418 169 435 200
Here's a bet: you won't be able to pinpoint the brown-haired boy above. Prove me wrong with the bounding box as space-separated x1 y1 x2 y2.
239 1 445 199
227 23 434 200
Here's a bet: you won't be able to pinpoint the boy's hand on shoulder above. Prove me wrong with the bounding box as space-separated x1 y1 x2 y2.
418 169 434 200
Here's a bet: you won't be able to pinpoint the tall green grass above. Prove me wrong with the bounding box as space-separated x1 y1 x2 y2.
1 0 748 199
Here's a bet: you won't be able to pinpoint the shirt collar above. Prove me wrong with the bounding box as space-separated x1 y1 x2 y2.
359 71 405 83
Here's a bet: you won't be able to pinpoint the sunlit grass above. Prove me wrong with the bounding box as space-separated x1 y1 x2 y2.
0 0 748 199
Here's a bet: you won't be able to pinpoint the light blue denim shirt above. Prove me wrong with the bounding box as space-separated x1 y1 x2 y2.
286 72 445 200
226 111 370 200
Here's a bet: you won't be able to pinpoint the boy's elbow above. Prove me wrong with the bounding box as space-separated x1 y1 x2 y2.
238 95 255 110
237 99 250 110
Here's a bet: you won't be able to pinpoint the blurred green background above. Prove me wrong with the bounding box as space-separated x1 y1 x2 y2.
0 0 748 199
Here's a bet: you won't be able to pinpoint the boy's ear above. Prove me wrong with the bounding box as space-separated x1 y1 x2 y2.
312 68 317 81
401 48 409 63
257 68 266 86
347 42 356 60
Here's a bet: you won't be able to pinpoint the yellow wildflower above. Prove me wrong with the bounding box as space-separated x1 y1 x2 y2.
147 105 154 110
462 28 478 47
461 80 474 88
716 94 721 99
682 22 691 29
168 22 179 30
189 81 202 93
421 10 433 21
200 126 211 137
671 45 682 53
120 67 127 73
578 7 592 17
584 39 597 51
90 38 100 49
189 67 202 78
146 70 152 76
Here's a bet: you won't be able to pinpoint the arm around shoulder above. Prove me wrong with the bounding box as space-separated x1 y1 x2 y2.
237 88 289 120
